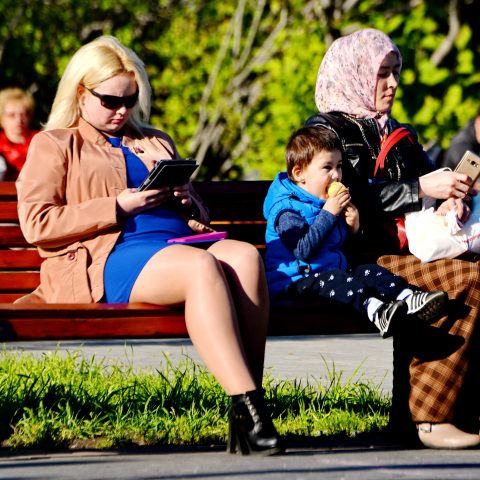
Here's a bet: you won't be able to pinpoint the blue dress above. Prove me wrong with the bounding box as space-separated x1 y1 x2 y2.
103 137 193 302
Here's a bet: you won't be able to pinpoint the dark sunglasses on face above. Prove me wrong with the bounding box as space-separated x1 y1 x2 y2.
85 87 139 110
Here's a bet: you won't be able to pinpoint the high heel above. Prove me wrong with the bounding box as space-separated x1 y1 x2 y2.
228 389 283 456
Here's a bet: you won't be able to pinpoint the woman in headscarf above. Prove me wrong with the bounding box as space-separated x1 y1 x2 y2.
306 28 480 449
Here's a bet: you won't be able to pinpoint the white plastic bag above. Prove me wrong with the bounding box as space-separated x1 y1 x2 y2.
405 207 466 262
405 196 480 262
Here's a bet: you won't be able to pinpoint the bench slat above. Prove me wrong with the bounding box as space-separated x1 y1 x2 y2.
0 302 375 340
0 224 267 249
195 181 269 220
0 181 271 199
0 182 16 199
0 302 180 314
0 293 25 302
0 225 29 247
0 272 40 291
0 181 270 222
0 303 183 340
0 202 18 222
0 249 42 268
0 318 188 340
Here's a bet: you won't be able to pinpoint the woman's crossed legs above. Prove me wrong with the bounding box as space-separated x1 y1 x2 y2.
129 239 269 394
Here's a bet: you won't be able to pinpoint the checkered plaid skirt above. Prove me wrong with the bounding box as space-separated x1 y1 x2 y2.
378 254 480 431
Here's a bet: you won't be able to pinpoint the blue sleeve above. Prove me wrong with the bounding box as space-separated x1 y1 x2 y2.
276 209 338 261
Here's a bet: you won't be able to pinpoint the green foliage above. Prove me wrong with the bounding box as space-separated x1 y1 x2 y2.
1 0 479 178
0 350 390 449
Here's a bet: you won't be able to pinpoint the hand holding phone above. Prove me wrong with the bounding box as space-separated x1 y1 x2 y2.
454 150 480 184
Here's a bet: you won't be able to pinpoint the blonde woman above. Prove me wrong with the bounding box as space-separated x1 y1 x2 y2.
16 36 282 456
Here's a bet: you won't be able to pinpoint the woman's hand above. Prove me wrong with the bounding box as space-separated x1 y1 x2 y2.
132 138 169 168
419 170 472 200
116 187 172 216
343 202 360 234
324 189 350 216
172 183 192 207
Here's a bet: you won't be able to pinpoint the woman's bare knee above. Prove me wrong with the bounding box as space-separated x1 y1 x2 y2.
209 240 262 268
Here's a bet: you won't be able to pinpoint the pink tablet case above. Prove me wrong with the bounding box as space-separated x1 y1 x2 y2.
167 231 228 244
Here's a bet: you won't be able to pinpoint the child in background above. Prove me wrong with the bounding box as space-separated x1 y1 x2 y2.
263 125 448 338
0 87 39 180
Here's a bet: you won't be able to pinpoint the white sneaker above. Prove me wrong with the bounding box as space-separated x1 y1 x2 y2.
404 291 448 322
372 300 407 338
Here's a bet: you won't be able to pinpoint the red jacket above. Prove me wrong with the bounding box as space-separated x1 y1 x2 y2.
0 129 39 180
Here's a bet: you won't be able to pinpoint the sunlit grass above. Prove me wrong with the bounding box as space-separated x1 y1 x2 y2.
0 349 390 450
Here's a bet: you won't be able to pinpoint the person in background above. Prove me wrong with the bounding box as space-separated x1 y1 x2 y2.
16 35 282 456
0 87 39 180
441 113 480 171
263 125 447 339
306 27 480 450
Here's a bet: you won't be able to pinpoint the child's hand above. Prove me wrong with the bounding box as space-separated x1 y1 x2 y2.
324 188 350 216
436 197 471 224
344 202 360 234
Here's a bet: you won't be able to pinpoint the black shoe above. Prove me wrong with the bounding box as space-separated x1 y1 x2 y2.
404 291 448 322
372 300 407 338
228 389 284 456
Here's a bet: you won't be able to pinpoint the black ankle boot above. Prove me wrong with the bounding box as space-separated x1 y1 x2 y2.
228 389 283 456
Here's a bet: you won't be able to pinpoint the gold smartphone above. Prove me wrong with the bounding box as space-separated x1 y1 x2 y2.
454 150 480 184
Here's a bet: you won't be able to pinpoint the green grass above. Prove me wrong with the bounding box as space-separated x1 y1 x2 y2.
0 350 391 450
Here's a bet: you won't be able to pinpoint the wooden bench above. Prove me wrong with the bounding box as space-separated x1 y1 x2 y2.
0 181 375 341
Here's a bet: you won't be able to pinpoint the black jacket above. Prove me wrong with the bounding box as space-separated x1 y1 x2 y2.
305 112 434 254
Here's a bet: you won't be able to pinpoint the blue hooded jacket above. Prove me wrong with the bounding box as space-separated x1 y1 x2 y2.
263 172 348 298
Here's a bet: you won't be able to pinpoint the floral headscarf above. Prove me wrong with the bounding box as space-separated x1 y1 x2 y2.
315 28 402 129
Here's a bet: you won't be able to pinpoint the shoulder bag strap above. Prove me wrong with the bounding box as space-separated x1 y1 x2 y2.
373 127 413 177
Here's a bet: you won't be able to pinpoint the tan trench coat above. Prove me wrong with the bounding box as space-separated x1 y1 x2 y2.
16 119 209 304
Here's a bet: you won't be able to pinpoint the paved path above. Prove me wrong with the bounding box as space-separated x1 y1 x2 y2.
1 442 480 479
2 334 480 479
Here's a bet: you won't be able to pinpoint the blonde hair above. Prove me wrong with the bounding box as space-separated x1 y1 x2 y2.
0 87 35 119
46 35 151 130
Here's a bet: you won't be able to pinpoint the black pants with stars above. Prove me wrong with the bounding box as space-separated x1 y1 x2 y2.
287 263 410 313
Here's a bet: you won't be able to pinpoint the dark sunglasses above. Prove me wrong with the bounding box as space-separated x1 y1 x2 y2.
85 87 139 110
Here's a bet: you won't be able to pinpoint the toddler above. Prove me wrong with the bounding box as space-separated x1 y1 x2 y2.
263 126 448 337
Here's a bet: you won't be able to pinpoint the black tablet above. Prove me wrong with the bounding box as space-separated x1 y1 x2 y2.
137 158 199 191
